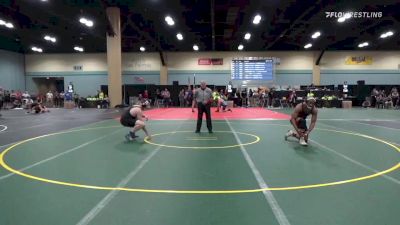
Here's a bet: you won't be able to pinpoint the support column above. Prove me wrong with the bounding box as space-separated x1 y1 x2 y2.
312 52 321 85
160 65 168 85
106 7 122 107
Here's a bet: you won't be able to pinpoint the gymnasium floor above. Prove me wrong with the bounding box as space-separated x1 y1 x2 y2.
0 107 399 225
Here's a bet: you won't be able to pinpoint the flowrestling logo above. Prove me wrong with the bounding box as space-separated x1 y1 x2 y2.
325 11 382 19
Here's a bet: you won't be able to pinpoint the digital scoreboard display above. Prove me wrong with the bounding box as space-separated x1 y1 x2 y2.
231 59 274 80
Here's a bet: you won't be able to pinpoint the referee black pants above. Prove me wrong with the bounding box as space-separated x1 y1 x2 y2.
196 102 212 132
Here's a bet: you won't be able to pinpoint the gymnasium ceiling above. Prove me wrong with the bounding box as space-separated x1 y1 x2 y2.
0 0 399 53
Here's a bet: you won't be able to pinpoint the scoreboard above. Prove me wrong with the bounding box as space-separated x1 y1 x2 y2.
231 59 274 80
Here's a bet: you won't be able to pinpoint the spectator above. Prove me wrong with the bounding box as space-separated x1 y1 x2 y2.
161 88 171 108
185 86 193 107
362 97 371 108
376 90 385 109
4 90 11 109
390 87 399 109
287 90 297 108
179 89 185 107
371 88 379 107
60 91 65 107
46 90 53 107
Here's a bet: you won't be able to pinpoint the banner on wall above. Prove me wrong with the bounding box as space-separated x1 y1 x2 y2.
198 58 211 65
211 58 223 65
345 56 373 65
198 58 223 65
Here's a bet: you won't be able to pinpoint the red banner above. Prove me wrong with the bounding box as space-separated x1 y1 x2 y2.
211 58 223 65
198 58 211 65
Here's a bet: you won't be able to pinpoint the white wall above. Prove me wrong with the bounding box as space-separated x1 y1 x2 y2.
122 53 161 71
0 49 25 90
26 53 107 72
24 50 400 95
25 53 161 72
320 51 400 70
25 51 400 73
319 51 400 85
166 51 314 71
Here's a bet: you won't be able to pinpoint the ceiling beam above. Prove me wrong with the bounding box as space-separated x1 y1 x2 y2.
159 51 166 66
125 15 163 52
100 0 116 36
210 0 216 50
325 19 388 50
315 49 325 65
264 1 322 50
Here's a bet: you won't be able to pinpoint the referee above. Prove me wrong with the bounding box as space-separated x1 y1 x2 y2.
194 81 213 133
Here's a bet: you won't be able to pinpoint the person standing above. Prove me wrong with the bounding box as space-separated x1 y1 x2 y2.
194 81 213 133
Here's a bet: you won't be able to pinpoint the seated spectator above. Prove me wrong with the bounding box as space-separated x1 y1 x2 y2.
370 88 379 107
138 94 150 108
376 91 385 109
384 95 392 109
362 97 371 108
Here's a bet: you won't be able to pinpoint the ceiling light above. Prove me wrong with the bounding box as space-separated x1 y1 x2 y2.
176 33 183 40
165 16 175 26
0 20 5 25
74 46 84 52
344 13 351 19
337 17 346 23
244 33 251 40
85 20 93 27
358 42 369 48
44 35 56 43
193 44 199 51
5 23 13 28
253 14 261 24
380 31 394 39
238 44 244 50
140 46 146 52
31 46 43 52
304 43 312 49
311 31 321 39
79 17 93 27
